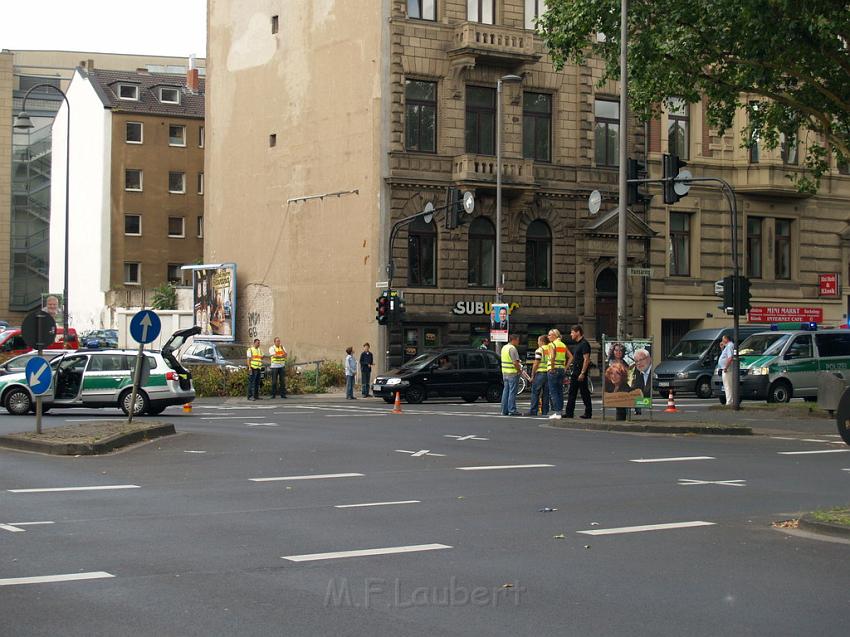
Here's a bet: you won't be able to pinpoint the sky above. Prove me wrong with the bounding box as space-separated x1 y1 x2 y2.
0 0 206 58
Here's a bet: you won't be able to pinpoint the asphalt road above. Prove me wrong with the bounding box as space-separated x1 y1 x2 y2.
1 396 848 636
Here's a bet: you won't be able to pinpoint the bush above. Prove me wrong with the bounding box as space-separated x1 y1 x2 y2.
187 361 345 397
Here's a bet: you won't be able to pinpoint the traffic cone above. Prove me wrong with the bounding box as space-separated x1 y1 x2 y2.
183 402 192 413
391 391 403 414
664 389 679 413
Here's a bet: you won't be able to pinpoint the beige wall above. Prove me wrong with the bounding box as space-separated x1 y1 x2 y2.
0 52 12 321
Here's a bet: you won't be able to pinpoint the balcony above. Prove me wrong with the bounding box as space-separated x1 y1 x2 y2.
448 22 541 72
733 164 813 199
452 154 536 190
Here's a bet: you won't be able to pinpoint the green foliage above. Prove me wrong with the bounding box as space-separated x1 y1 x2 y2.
187 362 345 397
150 282 178 310
538 0 850 192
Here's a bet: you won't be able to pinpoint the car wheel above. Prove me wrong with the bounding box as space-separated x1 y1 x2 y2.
382 396 394 404
119 389 149 416
485 384 502 403
147 404 167 416
695 377 713 399
5 388 32 415
405 385 425 404
768 381 792 404
462 394 478 403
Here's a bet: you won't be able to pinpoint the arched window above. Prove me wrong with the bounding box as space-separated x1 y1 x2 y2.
468 217 495 287
407 216 436 286
525 220 551 289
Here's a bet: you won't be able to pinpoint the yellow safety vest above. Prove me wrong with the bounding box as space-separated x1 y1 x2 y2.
536 346 550 373
248 347 264 369
551 338 567 369
271 346 287 365
501 344 518 375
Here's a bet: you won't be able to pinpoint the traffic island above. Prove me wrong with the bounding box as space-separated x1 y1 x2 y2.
546 418 752 436
798 507 850 539
0 420 176 456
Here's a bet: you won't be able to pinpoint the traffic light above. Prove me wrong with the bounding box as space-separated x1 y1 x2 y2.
720 275 751 315
738 275 752 314
376 293 389 325
721 274 735 311
662 153 688 205
445 187 471 230
626 158 650 206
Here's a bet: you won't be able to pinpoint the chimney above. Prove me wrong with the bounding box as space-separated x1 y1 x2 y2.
186 55 199 94
80 58 95 69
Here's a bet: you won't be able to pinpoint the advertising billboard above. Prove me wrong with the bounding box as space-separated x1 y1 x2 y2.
41 292 65 325
601 339 653 409
490 303 509 343
184 264 236 340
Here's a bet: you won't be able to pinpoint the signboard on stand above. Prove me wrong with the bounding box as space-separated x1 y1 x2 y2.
601 339 654 411
183 263 237 340
489 303 509 343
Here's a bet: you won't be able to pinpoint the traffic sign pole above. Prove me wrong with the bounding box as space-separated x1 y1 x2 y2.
127 310 161 424
127 343 144 425
36 343 42 435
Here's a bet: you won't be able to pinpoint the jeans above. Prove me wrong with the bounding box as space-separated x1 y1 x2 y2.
361 368 371 396
565 374 592 417
345 374 355 399
501 374 518 415
528 373 549 415
269 366 286 397
248 368 263 399
547 368 565 413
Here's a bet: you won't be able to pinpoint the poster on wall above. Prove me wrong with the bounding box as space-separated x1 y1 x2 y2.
183 263 237 341
41 292 65 325
601 339 653 409
489 303 509 343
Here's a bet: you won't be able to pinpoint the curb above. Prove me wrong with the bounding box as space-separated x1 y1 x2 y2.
547 420 752 436
0 423 176 456
798 514 850 539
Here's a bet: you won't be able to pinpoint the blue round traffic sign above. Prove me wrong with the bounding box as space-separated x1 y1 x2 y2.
25 356 53 396
129 310 162 344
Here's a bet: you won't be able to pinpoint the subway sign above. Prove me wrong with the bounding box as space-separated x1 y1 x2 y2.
452 301 520 316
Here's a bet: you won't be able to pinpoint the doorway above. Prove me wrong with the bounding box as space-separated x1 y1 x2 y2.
595 268 617 339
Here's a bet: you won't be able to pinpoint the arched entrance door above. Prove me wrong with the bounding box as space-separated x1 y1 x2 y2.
595 268 617 339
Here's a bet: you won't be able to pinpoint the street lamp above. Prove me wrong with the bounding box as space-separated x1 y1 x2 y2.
15 85 71 346
495 74 523 304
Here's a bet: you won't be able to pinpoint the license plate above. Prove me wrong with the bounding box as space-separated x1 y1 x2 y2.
372 384 382 392
657 381 669 387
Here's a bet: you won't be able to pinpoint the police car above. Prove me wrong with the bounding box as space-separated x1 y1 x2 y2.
0 326 200 416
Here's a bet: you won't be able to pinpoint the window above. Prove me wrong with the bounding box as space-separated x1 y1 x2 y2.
523 92 551 162
168 171 186 193
746 216 762 278
169 124 186 146
167 264 187 285
124 262 141 285
408 0 435 20
780 132 798 165
19 76 60 94
269 133 277 147
271 15 279 33
525 220 551 289
125 122 143 143
594 98 619 166
669 212 690 276
407 216 437 287
468 0 495 24
118 84 139 100
749 101 760 163
197 216 204 238
465 86 496 155
787 335 812 359
775 219 791 280
468 217 495 287
197 172 204 195
667 98 689 159
815 333 850 358
198 126 205 147
405 80 437 153
525 0 548 30
125 169 143 191
168 216 185 238
159 87 180 104
124 214 142 236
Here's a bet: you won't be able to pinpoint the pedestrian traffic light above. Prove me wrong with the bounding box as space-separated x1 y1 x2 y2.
626 158 650 206
662 153 689 205
376 293 389 325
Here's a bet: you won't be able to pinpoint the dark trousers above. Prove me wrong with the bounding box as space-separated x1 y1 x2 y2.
248 368 263 399
528 373 549 415
361 368 371 396
564 375 592 417
270 366 286 397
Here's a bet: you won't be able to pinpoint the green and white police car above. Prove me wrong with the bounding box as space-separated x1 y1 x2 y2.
0 326 200 416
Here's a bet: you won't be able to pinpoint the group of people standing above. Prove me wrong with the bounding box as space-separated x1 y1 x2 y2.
500 325 593 419
245 337 289 400
344 343 374 399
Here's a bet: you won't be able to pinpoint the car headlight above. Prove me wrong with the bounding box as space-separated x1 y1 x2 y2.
386 377 402 386
676 371 689 379
750 366 770 376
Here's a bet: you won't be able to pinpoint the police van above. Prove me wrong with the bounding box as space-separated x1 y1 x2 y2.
714 328 850 403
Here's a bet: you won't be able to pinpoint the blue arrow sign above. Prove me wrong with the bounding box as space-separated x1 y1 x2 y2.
130 310 161 344
25 356 53 396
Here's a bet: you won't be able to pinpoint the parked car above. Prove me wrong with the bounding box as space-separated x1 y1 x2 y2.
81 329 118 349
0 326 79 355
0 326 200 416
0 350 64 377
178 340 252 372
372 348 503 404
653 326 765 398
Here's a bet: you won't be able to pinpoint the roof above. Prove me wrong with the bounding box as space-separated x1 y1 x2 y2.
581 206 656 239
83 67 204 119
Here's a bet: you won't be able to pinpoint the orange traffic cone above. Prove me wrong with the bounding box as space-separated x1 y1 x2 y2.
391 391 403 414
183 402 192 413
664 389 679 413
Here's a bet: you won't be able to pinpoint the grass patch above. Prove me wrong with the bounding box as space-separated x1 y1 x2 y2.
810 506 850 527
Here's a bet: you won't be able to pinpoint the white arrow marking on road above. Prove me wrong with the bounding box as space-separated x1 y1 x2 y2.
28 362 49 387
139 313 152 342
0 521 54 533
577 521 716 536
630 456 715 463
444 434 489 441
778 449 849 455
282 543 452 562
395 449 446 457
0 572 115 586
678 479 747 487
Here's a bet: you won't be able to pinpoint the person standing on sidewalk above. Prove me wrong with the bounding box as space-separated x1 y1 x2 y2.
268 337 288 399
359 343 374 397
717 334 735 406
547 329 568 420
246 338 264 401
526 334 550 416
500 334 522 416
344 346 357 399
564 325 592 419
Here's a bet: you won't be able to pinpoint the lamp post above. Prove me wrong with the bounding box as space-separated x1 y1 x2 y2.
495 74 523 304
14 85 71 346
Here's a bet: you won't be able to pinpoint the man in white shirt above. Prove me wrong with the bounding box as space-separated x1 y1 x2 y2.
716 335 735 406
268 337 288 398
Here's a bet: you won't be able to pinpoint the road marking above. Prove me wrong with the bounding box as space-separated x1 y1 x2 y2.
0 571 115 586
326 414 386 418
246 423 279 427
444 434 489 441
629 456 715 463
183 450 207 454
778 449 850 455
456 464 554 471
250 473 364 482
334 500 421 509
8 485 140 493
770 436 798 441
577 521 716 536
396 449 446 457
678 478 746 487
202 416 267 420
64 418 121 422
282 543 451 562
0 521 54 533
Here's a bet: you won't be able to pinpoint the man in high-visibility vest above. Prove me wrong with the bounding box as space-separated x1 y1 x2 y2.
526 334 550 416
246 338 264 400
546 328 570 419
268 336 288 399
500 333 523 416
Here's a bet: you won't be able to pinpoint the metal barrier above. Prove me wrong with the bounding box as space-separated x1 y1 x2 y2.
293 359 327 393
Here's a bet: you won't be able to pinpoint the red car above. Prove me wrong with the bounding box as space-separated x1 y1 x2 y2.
0 326 79 355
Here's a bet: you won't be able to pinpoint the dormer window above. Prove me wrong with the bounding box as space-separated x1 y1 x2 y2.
118 84 139 101
159 87 180 104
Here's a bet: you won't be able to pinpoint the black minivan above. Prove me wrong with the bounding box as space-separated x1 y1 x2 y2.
371 348 503 404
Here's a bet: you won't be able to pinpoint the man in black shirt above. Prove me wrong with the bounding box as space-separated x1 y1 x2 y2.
564 324 592 419
359 343 374 397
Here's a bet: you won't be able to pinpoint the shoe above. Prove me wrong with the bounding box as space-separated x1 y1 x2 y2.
247 397 254 401
525 412 537 416
254 396 262 400
635 408 642 415
508 411 521 416
548 414 561 420
580 414 592 419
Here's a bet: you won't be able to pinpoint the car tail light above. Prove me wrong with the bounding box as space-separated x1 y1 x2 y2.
166 371 178 381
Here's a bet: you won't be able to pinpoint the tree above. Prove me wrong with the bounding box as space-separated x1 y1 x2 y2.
538 0 850 192
151 282 178 310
